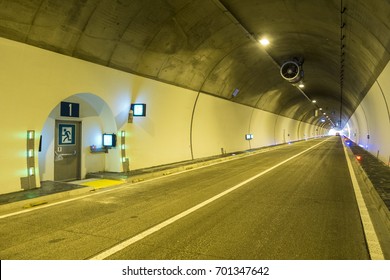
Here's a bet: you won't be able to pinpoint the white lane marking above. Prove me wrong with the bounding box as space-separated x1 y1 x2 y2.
342 142 385 260
0 138 324 219
90 138 330 260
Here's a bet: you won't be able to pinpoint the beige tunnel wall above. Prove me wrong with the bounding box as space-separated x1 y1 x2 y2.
123 80 196 170
348 61 390 165
0 38 135 193
0 38 324 194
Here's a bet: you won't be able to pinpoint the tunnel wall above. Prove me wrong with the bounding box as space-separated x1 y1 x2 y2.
348 61 390 165
0 38 322 194
0 38 134 194
191 93 323 159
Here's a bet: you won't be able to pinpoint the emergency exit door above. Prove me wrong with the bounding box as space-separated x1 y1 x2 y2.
54 120 81 181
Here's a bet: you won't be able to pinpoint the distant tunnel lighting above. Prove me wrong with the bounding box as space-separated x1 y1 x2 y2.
259 38 270 46
328 129 342 136
298 83 305 88
312 100 317 103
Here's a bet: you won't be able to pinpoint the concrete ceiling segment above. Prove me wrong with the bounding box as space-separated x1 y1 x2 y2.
0 0 390 127
217 0 390 126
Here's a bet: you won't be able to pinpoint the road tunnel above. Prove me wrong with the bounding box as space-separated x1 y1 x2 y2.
0 0 389 264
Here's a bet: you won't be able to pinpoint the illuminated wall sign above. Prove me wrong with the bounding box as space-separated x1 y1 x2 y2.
103 133 117 148
245 134 254 140
61 102 80 117
131 103 146 117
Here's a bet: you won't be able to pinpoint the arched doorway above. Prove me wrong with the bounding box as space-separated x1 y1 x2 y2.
39 93 121 182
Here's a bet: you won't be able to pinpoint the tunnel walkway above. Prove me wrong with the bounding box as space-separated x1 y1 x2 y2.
348 141 390 209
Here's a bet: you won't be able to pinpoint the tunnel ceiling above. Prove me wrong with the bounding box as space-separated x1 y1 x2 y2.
1 0 390 128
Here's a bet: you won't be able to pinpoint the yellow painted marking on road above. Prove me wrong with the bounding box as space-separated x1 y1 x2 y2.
80 179 123 189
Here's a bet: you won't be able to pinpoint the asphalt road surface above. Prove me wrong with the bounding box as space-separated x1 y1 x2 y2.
0 137 369 259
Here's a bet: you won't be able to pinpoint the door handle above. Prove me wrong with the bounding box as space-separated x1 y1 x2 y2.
55 150 76 157
62 150 77 156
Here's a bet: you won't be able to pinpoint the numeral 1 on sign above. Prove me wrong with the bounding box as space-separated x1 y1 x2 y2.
60 101 79 117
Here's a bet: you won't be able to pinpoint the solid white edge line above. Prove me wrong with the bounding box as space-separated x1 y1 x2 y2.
89 138 330 260
342 141 385 260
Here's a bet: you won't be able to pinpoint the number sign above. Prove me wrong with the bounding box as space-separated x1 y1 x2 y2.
60 102 80 117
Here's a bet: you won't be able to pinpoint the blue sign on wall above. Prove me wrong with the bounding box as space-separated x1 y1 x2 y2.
58 124 76 145
60 102 80 117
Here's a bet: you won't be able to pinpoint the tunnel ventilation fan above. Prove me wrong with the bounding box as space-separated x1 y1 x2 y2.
280 58 304 84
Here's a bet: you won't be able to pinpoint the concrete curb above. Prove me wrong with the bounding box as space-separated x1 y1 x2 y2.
0 186 94 215
345 146 390 259
352 154 390 233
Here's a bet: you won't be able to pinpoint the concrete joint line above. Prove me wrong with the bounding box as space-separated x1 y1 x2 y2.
89 138 330 260
342 142 385 260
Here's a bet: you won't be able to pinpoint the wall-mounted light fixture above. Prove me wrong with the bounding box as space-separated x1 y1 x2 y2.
21 130 36 190
232 88 240 98
120 130 129 173
131 103 146 117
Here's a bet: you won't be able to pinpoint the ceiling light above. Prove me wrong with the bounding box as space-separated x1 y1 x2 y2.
259 38 270 46
312 100 317 103
298 83 305 88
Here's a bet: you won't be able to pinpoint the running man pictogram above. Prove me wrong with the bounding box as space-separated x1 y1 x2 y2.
59 124 75 145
